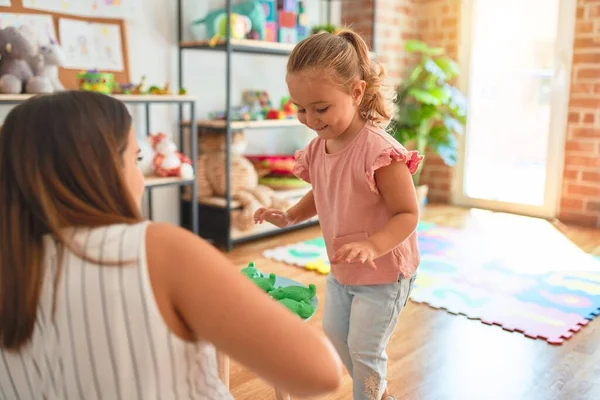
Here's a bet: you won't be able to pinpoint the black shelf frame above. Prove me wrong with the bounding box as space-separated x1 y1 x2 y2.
176 0 376 250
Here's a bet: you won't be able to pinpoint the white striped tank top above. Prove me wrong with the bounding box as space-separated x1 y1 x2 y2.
0 221 233 400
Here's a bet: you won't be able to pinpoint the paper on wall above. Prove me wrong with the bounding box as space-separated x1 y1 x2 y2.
0 0 12 7
59 18 123 71
23 0 140 19
0 12 56 46
22 0 92 17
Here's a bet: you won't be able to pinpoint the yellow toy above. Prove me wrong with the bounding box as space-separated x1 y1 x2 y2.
306 260 330 275
209 13 252 47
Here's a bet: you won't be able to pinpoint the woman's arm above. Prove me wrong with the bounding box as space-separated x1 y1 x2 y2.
333 162 420 265
255 190 317 228
147 223 342 398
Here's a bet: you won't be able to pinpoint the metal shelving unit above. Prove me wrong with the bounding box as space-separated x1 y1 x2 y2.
176 0 376 250
0 93 199 235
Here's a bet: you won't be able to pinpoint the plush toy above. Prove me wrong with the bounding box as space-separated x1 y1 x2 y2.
28 40 65 92
278 298 316 319
0 26 52 94
208 13 252 47
150 132 194 179
191 0 266 41
269 284 316 303
195 130 290 231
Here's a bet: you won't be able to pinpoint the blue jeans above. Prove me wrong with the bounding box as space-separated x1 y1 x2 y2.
323 273 415 400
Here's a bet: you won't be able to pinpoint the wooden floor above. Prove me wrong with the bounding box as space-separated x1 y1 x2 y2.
225 205 600 400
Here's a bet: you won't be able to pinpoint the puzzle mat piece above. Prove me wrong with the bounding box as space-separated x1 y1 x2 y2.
410 288 590 345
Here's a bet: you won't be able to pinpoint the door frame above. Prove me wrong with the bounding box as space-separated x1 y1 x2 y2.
451 0 577 219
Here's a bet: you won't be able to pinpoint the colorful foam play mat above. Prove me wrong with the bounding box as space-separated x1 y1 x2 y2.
263 221 600 345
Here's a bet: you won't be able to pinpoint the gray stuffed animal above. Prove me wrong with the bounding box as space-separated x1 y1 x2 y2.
0 26 53 94
28 40 65 92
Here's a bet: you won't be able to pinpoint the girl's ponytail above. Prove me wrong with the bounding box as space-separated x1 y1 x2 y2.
335 29 392 126
288 28 392 126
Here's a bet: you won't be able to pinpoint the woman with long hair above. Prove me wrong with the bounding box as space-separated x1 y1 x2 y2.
0 91 342 399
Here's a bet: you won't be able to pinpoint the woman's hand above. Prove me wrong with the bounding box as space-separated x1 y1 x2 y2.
254 208 292 228
331 240 378 269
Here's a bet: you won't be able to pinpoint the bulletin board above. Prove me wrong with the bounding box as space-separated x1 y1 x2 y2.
0 0 130 89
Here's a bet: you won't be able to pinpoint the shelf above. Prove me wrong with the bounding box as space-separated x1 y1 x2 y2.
180 38 295 56
0 94 195 105
180 38 377 59
194 186 311 209
184 118 303 130
232 217 319 244
144 176 195 188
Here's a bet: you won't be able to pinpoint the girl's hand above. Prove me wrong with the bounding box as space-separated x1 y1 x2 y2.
254 208 292 228
331 240 378 269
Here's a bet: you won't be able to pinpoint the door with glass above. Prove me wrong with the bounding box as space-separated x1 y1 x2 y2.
453 0 576 218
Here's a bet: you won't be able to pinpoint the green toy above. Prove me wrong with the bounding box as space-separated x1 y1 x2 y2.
241 261 317 319
252 272 276 292
278 298 316 319
241 261 262 279
269 284 316 303
191 0 266 41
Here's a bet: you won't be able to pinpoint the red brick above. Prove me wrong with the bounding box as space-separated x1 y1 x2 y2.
572 126 600 138
574 37 600 48
559 212 599 227
565 140 597 153
588 201 600 212
576 20 595 34
563 168 580 181
569 112 581 123
567 183 600 197
582 113 596 123
576 67 600 79
570 83 595 94
570 97 600 109
561 198 585 211
442 17 457 28
572 52 600 63
590 4 600 18
582 171 600 182
568 155 600 168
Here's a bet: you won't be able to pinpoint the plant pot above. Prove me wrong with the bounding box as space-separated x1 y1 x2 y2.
416 184 429 209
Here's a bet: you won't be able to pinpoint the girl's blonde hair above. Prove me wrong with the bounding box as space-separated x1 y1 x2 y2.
287 28 392 126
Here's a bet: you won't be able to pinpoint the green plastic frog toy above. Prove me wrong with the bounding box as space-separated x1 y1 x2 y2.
278 298 316 319
251 273 276 292
269 284 316 303
241 261 262 279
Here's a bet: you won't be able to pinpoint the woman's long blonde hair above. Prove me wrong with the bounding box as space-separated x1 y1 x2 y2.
0 91 144 350
287 28 392 126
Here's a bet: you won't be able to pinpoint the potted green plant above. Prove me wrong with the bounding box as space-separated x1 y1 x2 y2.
391 39 468 207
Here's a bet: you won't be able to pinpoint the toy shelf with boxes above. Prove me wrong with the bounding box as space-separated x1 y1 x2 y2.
0 93 200 236
177 0 355 250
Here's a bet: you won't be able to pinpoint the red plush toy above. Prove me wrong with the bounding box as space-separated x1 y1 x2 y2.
149 132 194 179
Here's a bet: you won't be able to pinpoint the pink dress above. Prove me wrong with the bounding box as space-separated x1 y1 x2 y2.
293 121 423 285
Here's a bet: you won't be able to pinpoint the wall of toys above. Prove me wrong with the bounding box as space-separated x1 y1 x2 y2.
190 0 310 46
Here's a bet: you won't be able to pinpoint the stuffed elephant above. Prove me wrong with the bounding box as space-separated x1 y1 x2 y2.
0 26 53 94
29 41 66 92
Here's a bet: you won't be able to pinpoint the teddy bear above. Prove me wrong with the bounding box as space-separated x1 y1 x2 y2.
195 129 290 232
0 26 53 94
149 132 194 179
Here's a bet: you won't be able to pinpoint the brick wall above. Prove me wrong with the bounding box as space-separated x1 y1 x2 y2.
341 0 458 203
559 0 600 227
411 0 459 202
341 0 599 226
